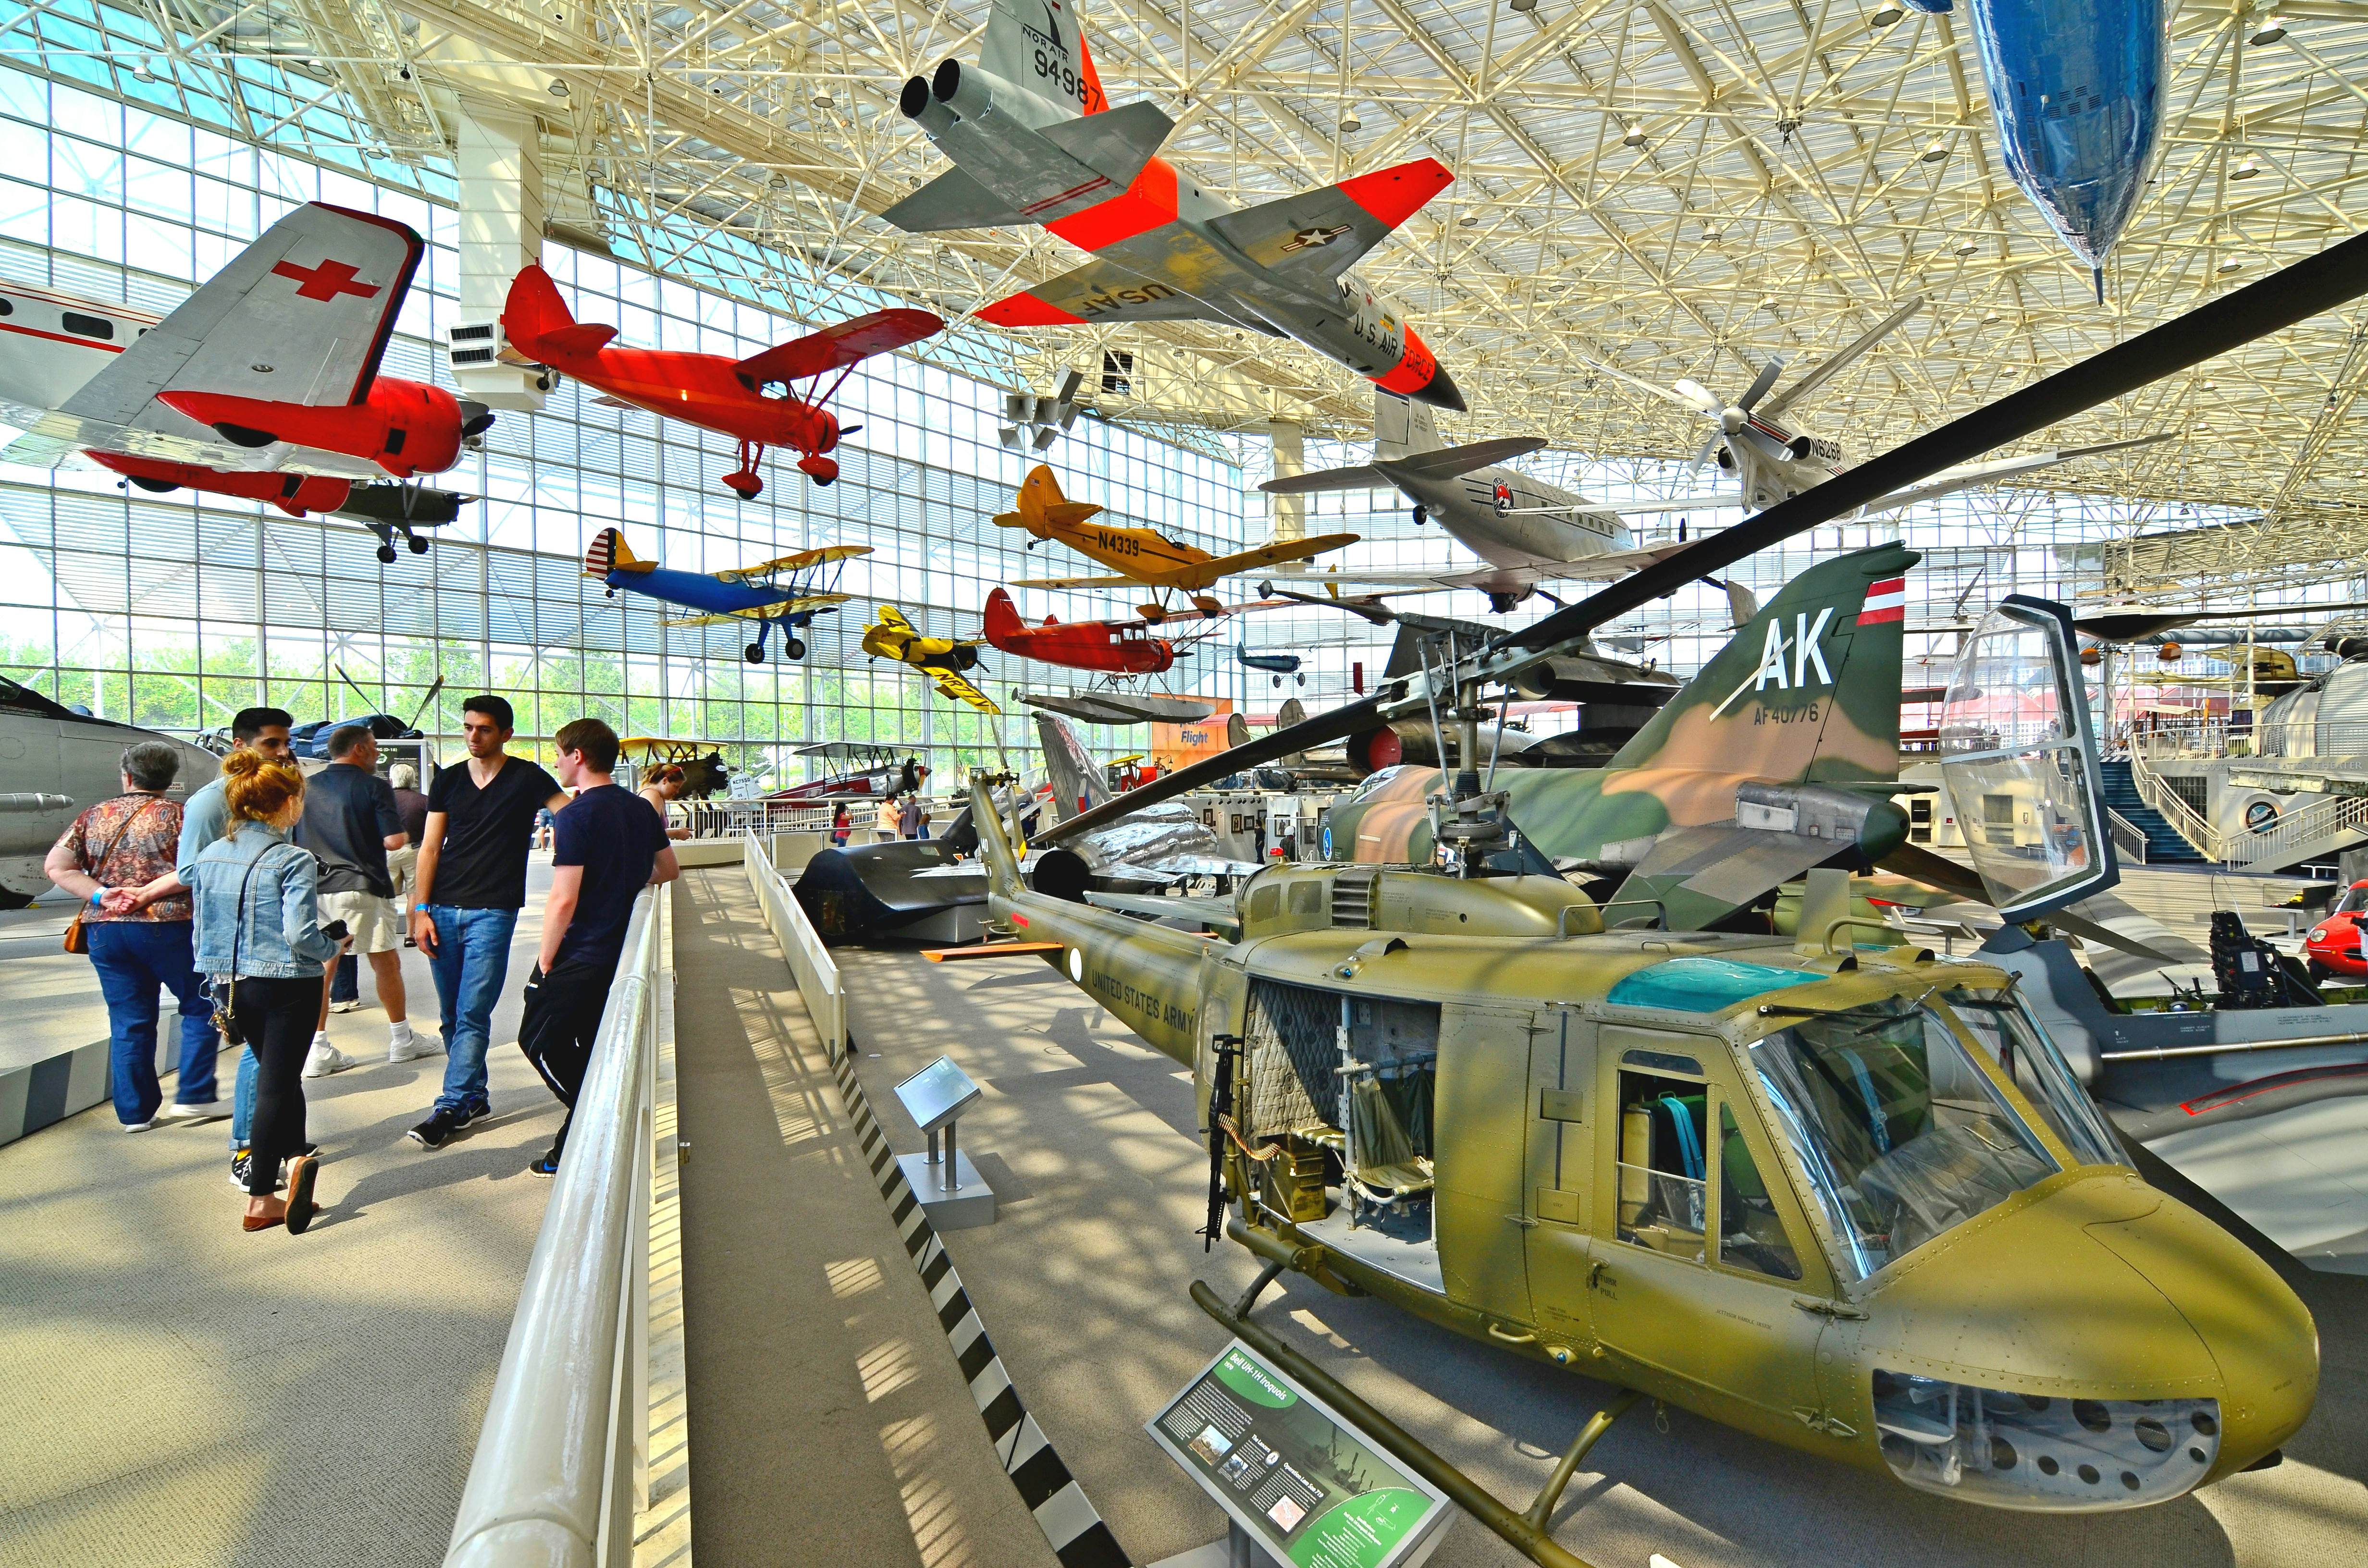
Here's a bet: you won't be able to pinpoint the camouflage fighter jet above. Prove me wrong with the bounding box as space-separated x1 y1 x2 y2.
884 0 1465 410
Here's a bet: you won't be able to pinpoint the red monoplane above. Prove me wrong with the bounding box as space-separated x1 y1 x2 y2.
983 587 1175 675
502 264 943 499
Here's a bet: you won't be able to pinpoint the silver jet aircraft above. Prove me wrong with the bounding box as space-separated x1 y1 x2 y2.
884 0 1464 410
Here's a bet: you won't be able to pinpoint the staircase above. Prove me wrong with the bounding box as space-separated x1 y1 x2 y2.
2101 760 2208 864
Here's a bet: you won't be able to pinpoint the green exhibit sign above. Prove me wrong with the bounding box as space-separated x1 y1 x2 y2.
1148 1341 1453 1568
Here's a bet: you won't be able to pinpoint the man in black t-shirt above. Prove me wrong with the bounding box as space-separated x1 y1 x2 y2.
407 696 570 1150
517 717 678 1174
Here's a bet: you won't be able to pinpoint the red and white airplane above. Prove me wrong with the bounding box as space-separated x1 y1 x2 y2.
0 202 487 560
501 264 942 499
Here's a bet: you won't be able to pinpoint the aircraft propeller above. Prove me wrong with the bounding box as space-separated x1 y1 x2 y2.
1036 225 2368 850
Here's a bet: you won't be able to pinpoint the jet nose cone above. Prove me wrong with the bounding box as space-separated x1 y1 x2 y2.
1409 361 1465 413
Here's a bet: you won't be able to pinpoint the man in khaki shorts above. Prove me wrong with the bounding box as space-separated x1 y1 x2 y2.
296 726 433 1066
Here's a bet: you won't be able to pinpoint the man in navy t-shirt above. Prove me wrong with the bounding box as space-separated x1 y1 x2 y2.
516 717 678 1174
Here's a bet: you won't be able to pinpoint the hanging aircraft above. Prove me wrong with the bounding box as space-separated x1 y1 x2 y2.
998 465 1357 618
0 205 486 561
582 527 867 663
1583 298 2172 515
884 0 1464 411
1947 0 2167 297
999 367 1086 452
501 264 942 499
982 586 1174 675
860 606 1000 713
1237 644 1303 687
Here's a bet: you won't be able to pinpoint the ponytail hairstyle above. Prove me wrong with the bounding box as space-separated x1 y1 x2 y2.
221 748 305 834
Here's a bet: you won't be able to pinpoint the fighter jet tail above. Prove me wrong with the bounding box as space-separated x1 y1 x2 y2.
1034 711 1114 822
1605 543 1915 785
981 0 1109 118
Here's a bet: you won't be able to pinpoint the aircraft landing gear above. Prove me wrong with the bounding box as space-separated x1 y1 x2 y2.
1488 591 1522 614
723 469 764 500
796 451 840 486
1411 504 1427 525
377 543 397 564
406 532 430 554
744 642 766 663
783 636 806 660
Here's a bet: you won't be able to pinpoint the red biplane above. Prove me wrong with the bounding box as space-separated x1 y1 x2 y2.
502 265 942 499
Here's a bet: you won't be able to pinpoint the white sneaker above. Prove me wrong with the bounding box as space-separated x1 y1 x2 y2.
329 999 363 1014
120 1117 160 1133
302 1038 360 1078
154 1102 229 1125
387 1029 441 1064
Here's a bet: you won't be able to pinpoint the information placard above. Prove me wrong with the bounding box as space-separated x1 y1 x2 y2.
892 1055 981 1136
1147 1340 1452 1568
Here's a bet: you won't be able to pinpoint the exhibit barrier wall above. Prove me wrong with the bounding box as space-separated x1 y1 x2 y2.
748 833 846 1062
444 887 666 1568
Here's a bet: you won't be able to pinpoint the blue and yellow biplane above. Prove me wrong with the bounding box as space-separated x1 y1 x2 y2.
584 526 869 662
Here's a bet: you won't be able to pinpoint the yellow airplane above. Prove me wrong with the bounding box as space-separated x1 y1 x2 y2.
995 464 1358 620
860 605 999 714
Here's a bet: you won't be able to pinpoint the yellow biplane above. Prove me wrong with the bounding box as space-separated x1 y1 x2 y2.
860 605 999 714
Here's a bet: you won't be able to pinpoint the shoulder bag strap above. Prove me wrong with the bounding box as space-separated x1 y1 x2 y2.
220 850 268 1014
84 795 164 886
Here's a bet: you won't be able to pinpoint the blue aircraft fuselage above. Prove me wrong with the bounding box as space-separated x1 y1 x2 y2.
1946 0 2166 278
608 564 789 616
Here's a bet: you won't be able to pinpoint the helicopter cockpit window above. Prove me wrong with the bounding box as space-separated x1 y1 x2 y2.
1944 989 2124 1169
1616 1068 1710 1260
1750 998 2058 1282
1717 1105 1801 1280
1344 766 1406 805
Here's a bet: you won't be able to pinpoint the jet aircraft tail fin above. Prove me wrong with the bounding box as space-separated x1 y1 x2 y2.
1373 389 1441 459
583 526 651 577
1206 159 1452 286
981 0 1110 117
1034 710 1113 822
1604 543 1916 786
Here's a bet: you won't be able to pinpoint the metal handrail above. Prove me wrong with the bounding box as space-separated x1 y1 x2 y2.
444 889 663 1568
2129 750 2222 861
2105 807 2149 865
676 798 836 840
747 834 846 1063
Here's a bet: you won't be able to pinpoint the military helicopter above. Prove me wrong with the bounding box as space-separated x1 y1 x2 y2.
960 586 2316 1531
929 239 2368 1556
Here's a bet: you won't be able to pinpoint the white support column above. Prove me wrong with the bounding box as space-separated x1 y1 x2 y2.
1266 417 1305 558
449 95 550 412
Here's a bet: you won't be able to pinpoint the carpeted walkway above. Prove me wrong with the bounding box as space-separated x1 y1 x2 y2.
669 867 1056 1568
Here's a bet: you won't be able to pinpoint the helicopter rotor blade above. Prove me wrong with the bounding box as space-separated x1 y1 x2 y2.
1502 228 2368 657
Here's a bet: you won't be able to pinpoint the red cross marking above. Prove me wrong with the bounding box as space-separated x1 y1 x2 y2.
270 257 381 303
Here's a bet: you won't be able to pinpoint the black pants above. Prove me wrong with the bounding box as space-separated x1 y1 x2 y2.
231 975 319 1197
516 956 617 1162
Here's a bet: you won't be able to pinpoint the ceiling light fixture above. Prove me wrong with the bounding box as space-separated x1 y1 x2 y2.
548 79 570 98
1622 124 1648 147
2232 152 2261 179
2218 256 2244 273
1511 0 1539 12
1869 2 1904 25
2249 13 2288 44
1953 237 1979 256
1458 215 1478 228
1339 112 1361 133
1701 224 1721 241
813 93 833 110
131 55 156 82
1921 136 1948 163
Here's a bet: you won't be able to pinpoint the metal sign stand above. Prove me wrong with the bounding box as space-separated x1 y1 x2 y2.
891 1055 995 1229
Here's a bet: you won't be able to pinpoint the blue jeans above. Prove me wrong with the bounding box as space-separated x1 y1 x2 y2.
231 1046 257 1150
86 919 218 1125
424 905 518 1115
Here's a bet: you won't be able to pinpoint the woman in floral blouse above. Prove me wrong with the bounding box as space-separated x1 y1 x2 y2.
44 741 222 1131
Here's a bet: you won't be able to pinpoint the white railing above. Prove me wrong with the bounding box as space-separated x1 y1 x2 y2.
444 888 665 1568
747 833 845 1062
2222 789 2368 869
2135 719 2368 763
2129 749 2223 861
676 798 835 841
2106 807 2149 865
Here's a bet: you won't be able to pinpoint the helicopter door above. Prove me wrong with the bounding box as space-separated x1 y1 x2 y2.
1431 1003 1541 1332
1521 1009 1599 1357
1584 1028 1825 1434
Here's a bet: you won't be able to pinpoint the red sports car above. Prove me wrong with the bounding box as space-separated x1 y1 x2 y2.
2304 880 2368 979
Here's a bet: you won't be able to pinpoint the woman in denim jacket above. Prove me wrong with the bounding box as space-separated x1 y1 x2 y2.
182 752 344 1233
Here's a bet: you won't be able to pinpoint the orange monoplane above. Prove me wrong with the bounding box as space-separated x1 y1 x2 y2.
502 265 942 499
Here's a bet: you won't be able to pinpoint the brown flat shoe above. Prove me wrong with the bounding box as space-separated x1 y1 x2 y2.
284 1156 320 1235
242 1207 284 1232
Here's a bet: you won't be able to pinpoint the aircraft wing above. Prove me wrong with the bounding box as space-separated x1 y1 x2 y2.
2 202 421 472
1862 435 2175 515
1084 889 1241 932
976 254 1231 329
926 667 1001 714
1183 532 1362 586
1308 541 1692 593
1207 159 1453 287
736 310 943 387
1011 573 1142 589
712 544 872 584
659 594 848 627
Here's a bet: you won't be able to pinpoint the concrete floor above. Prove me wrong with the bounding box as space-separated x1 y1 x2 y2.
669 869 1057 1568
834 939 2368 1568
0 865 566 1568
